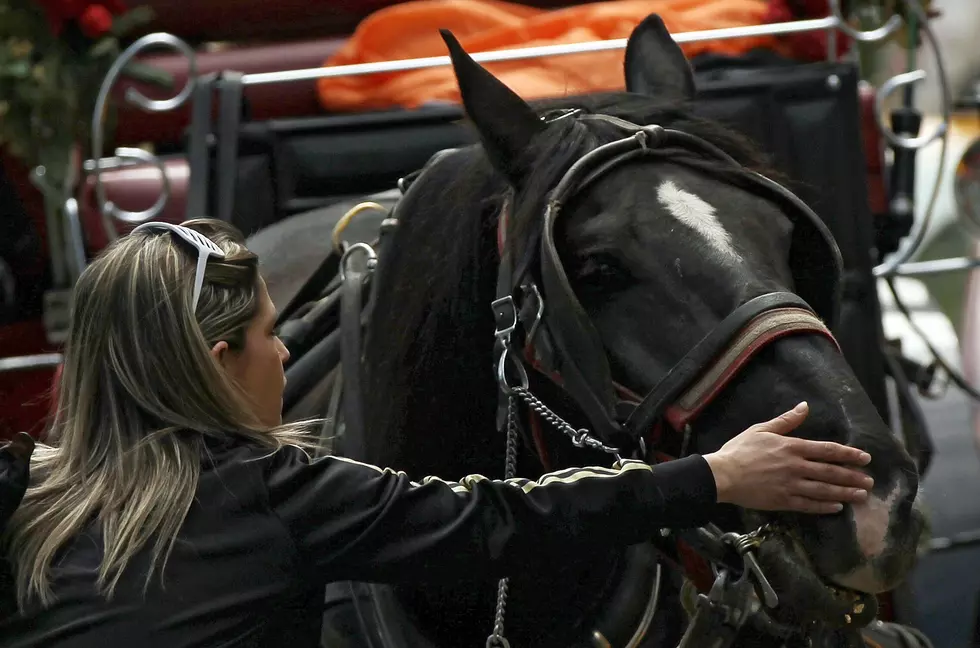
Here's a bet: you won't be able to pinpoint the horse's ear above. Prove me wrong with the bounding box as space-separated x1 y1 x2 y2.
441 29 545 181
624 14 696 102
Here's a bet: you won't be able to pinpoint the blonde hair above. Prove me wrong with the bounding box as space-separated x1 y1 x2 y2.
2 218 318 609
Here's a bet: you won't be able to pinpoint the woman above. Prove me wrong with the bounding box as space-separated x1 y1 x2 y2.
0 219 873 647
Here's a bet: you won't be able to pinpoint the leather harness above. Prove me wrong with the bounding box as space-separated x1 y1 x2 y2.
307 114 876 647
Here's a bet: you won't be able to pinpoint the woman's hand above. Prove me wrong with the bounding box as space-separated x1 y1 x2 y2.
703 402 874 514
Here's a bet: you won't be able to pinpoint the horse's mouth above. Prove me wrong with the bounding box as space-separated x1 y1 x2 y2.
752 531 879 631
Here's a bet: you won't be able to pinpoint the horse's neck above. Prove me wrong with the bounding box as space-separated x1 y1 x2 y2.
363 278 504 478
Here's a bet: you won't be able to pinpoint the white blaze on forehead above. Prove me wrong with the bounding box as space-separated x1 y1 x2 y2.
656 180 741 262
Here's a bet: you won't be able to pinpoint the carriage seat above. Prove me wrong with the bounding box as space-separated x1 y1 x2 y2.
79 80 885 259
111 38 345 148
111 0 599 149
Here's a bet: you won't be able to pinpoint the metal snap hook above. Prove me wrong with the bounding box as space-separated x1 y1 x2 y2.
339 242 378 281
496 347 529 395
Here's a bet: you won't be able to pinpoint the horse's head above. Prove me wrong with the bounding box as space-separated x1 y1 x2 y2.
441 14 925 628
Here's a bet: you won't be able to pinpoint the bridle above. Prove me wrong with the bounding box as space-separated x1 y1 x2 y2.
484 113 870 647
493 114 843 453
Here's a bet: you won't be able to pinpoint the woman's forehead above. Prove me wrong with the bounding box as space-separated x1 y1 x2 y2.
256 277 278 321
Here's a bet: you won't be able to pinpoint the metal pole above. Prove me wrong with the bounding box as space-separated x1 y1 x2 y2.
242 17 840 86
888 257 980 277
0 354 64 373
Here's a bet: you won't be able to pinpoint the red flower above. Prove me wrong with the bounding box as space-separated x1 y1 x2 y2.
78 4 113 38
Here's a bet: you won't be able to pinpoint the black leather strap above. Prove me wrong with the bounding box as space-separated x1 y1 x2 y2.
623 292 813 438
215 71 245 223
340 266 368 457
524 126 736 448
318 368 345 455
881 343 934 477
282 328 341 413
185 73 216 220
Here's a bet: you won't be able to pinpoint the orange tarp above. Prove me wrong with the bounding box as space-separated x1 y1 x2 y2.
315 0 790 112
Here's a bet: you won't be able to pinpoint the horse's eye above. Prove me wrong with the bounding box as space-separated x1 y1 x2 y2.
576 255 626 282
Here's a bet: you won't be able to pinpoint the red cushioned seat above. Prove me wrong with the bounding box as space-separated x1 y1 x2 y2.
112 38 345 148
79 157 190 252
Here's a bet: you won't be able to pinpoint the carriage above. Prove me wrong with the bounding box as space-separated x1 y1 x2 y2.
1 0 979 646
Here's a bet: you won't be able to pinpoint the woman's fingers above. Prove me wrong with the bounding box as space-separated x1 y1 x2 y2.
791 479 870 504
790 437 872 466
798 459 875 490
757 401 810 436
784 496 846 515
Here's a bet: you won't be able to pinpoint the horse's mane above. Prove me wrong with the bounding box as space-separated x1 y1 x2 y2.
361 91 778 472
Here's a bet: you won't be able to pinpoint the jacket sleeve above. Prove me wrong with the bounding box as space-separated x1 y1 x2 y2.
263 447 718 585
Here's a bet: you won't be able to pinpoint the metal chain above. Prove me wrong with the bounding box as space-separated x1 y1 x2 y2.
486 398 519 648
485 342 619 647
509 385 622 459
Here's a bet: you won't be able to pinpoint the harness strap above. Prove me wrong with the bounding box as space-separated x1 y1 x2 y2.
667 307 837 430
622 293 824 439
340 263 368 457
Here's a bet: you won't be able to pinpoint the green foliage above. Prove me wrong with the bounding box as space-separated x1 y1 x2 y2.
0 1 171 184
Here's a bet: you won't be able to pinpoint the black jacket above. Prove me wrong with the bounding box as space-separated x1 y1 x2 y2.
0 439 718 647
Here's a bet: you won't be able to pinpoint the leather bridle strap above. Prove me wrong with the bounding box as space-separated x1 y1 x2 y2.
666 306 838 431
339 256 369 458
622 292 835 439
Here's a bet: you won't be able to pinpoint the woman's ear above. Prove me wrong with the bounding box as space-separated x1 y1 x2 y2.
210 340 230 368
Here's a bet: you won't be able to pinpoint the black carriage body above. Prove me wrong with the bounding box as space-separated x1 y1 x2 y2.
216 57 888 421
689 60 888 419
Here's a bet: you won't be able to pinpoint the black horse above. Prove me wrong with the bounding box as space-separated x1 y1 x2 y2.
265 15 926 648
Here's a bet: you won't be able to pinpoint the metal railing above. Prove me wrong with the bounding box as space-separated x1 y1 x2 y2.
0 354 64 373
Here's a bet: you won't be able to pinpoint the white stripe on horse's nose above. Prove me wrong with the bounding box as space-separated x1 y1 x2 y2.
852 480 904 559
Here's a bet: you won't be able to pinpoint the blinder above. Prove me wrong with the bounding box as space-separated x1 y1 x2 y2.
495 117 844 453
